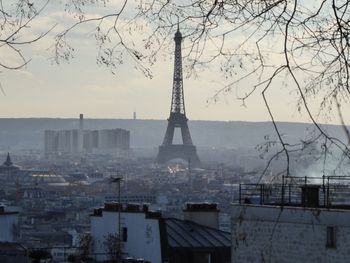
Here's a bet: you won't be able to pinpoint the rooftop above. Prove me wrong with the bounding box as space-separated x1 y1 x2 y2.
239 175 350 209
165 218 231 249
183 203 219 212
91 202 161 218
0 206 18 216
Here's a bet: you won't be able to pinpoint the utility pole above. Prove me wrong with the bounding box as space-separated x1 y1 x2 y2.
110 175 123 261
188 158 192 192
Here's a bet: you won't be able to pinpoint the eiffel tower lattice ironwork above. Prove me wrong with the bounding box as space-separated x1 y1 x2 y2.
155 26 201 167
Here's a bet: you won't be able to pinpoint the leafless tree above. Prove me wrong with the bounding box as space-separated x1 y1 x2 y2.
4 1 350 177
54 0 350 178
0 0 53 86
103 233 120 262
78 232 94 260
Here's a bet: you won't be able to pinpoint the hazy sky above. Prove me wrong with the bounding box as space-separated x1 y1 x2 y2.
1 1 349 125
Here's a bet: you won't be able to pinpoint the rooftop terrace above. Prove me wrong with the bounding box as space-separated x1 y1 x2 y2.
238 175 350 209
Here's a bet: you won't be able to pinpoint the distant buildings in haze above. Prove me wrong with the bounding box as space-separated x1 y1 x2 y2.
44 114 130 160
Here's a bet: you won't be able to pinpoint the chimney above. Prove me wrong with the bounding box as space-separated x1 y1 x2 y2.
79 114 84 131
183 203 219 228
301 185 320 207
78 114 84 153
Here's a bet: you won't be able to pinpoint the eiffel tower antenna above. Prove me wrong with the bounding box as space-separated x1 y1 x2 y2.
155 25 201 167
176 16 180 31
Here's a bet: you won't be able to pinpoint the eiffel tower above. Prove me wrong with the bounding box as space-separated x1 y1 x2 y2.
155 26 201 167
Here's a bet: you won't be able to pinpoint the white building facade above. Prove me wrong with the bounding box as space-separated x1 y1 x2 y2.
0 206 19 242
90 204 162 262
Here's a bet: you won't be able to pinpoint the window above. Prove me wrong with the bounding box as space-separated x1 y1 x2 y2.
326 226 336 248
122 227 128 242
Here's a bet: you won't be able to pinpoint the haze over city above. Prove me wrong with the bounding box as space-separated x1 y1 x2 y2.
1 1 350 263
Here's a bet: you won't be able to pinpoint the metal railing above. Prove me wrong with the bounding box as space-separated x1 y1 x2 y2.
238 175 350 208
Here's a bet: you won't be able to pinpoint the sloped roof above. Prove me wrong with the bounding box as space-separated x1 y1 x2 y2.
164 218 231 249
0 242 26 252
